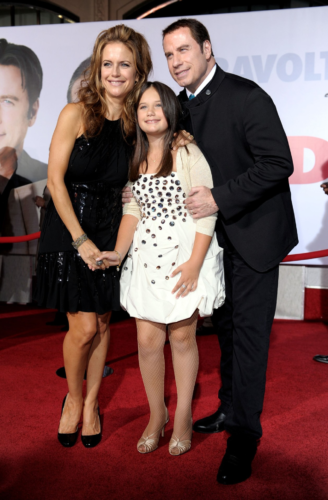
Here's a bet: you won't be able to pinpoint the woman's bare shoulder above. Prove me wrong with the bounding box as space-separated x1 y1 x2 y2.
59 102 83 121
55 103 83 138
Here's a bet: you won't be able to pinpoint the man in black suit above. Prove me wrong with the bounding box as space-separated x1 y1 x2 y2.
163 19 298 484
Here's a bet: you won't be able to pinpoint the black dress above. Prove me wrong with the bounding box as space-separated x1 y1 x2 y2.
35 119 129 314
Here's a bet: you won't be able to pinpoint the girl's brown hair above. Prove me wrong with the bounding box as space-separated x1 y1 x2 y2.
78 24 152 138
129 81 182 182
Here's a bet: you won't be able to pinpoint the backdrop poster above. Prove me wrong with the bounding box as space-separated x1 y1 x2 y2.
0 7 327 264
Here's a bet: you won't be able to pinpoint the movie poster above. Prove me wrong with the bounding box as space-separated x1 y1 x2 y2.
0 7 327 301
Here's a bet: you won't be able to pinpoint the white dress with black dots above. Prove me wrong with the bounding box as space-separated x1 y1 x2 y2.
120 172 225 324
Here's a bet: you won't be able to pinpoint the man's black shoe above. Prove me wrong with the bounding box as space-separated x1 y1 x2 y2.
193 408 226 433
196 324 216 336
217 435 257 485
313 354 328 364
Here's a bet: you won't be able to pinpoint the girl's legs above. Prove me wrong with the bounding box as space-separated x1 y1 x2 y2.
168 309 199 449
83 312 111 435
59 311 98 433
136 319 167 452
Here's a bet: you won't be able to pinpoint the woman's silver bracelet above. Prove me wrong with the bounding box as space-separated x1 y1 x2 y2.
72 233 88 250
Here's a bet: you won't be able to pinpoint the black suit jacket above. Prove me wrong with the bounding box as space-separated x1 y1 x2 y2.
178 65 298 272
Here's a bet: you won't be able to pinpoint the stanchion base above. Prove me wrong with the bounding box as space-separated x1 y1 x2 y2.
102 365 113 377
56 365 113 379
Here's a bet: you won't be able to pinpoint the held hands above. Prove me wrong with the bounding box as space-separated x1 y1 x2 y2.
172 130 194 150
171 260 200 298
185 186 219 219
87 251 120 272
78 239 105 270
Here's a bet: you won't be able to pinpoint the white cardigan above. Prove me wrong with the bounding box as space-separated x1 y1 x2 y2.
123 143 217 237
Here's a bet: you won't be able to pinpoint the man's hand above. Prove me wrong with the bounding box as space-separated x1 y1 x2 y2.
122 185 133 206
172 130 194 150
320 183 328 195
185 186 218 219
34 196 46 209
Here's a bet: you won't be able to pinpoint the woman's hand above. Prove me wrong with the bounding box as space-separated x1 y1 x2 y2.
78 239 105 270
172 130 195 150
171 260 200 298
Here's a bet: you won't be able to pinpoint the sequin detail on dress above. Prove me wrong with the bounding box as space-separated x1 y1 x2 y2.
120 173 225 323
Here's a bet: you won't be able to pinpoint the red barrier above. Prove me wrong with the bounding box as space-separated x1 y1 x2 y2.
0 232 327 262
282 249 328 262
0 232 41 243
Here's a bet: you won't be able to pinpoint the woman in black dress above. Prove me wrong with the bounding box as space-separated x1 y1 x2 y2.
35 25 152 448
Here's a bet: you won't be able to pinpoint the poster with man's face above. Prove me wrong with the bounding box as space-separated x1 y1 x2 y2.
0 40 47 267
0 65 32 159
0 8 327 265
0 39 46 190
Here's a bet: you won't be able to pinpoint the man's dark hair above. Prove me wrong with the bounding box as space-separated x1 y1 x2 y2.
0 38 43 114
162 18 214 57
67 57 91 103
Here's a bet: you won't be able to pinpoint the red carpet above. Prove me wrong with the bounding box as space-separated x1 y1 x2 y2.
1 309 328 500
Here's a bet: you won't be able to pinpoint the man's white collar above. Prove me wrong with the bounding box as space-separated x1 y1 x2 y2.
186 65 217 98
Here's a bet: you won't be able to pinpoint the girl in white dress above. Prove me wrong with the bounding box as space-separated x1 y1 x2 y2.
97 82 224 456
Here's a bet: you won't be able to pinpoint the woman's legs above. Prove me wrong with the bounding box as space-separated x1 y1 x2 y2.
59 311 98 433
169 310 199 448
83 312 111 435
136 319 167 451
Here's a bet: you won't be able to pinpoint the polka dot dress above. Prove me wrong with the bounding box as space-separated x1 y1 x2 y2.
120 172 225 324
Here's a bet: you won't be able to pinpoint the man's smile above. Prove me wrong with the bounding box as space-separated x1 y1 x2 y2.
175 68 190 79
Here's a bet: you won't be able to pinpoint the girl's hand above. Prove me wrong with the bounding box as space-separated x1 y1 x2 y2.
172 130 195 150
171 260 200 298
92 251 120 271
89 251 119 271
78 239 105 270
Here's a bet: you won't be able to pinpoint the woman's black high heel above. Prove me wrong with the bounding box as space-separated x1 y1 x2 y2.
81 407 102 448
57 395 79 447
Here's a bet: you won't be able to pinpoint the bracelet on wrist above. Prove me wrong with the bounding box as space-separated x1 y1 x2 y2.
114 250 121 271
72 233 88 250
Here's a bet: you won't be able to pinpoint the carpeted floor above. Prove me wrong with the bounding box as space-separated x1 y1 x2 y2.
1 308 328 500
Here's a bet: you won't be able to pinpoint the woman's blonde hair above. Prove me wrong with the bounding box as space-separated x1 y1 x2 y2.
78 24 152 138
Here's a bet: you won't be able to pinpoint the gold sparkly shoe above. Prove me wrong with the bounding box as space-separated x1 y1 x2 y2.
169 422 192 456
137 408 169 454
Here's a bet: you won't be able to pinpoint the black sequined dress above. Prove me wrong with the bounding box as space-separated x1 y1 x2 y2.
35 119 129 314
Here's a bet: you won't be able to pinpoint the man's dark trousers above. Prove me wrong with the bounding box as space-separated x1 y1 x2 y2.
213 223 279 439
